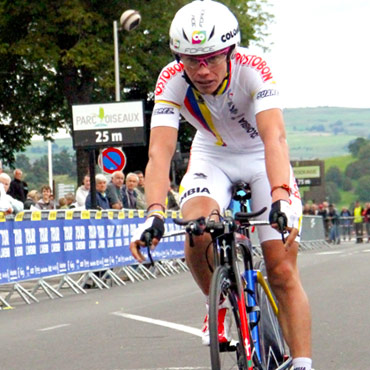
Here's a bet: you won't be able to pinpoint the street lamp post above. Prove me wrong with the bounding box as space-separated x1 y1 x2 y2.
113 9 141 102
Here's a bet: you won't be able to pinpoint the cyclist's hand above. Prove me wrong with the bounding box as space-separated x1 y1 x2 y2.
269 200 299 249
129 216 165 263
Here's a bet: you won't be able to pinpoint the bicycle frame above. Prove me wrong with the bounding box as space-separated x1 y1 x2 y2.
210 227 254 369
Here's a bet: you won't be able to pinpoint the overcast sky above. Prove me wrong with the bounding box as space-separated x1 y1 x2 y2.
250 0 370 109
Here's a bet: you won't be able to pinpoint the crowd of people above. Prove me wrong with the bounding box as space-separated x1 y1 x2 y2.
303 200 370 244
0 162 180 215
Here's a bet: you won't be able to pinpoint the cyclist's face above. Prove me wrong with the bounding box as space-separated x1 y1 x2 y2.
182 54 228 95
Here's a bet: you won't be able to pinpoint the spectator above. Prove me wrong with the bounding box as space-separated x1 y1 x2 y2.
339 207 352 241
134 170 147 209
8 168 28 203
303 203 311 215
122 172 139 209
58 197 68 209
364 202 370 243
65 192 78 208
35 185 55 210
328 204 340 244
85 174 110 210
75 175 90 209
24 190 40 210
106 171 124 209
0 181 12 214
353 200 363 243
0 173 24 214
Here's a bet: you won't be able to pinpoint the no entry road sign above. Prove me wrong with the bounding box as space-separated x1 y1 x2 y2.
99 147 127 174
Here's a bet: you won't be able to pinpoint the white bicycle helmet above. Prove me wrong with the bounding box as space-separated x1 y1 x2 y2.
169 0 240 55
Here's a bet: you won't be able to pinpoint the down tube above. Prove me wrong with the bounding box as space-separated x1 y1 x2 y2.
243 269 262 362
235 290 254 370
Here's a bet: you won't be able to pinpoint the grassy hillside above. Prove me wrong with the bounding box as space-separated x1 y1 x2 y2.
284 107 370 159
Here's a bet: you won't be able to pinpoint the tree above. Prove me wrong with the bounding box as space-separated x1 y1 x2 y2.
25 155 49 191
14 154 31 170
0 0 273 184
53 149 75 175
325 181 341 204
345 159 370 180
355 175 370 202
325 166 342 188
348 137 367 157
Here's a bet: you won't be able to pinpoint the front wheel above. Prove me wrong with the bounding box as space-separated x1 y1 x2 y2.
209 265 252 370
255 260 292 370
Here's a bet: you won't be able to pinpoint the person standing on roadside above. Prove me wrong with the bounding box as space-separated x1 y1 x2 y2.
35 185 55 210
8 168 28 203
106 171 125 209
353 200 363 243
122 172 140 209
75 175 91 209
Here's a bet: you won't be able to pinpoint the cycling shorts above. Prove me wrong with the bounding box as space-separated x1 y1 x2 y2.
179 147 302 243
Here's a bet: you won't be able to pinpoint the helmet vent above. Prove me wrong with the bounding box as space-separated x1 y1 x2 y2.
182 29 190 42
208 25 215 40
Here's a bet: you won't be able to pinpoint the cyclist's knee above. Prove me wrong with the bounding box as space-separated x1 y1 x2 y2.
266 260 298 292
181 196 219 219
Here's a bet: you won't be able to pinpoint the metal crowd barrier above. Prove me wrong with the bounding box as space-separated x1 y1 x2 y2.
0 209 188 309
0 211 337 309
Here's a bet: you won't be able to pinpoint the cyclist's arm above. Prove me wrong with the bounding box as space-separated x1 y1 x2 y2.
129 126 178 262
145 126 178 211
256 108 299 246
256 108 290 203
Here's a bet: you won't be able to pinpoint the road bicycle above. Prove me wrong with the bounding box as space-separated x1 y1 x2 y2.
169 182 292 370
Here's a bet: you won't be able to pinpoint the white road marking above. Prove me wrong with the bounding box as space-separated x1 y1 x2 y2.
111 311 202 337
316 251 343 255
363 249 370 253
38 324 71 332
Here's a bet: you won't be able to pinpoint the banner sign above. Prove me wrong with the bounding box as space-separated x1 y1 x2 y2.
0 213 185 285
72 101 145 148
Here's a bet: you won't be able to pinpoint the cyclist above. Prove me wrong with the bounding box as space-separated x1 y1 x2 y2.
130 1 312 369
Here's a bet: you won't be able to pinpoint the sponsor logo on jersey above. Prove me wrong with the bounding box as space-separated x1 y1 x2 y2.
193 173 208 179
153 107 175 115
192 30 206 44
180 187 210 204
155 62 185 96
238 117 259 139
221 27 239 42
235 53 273 82
226 90 259 139
256 89 279 99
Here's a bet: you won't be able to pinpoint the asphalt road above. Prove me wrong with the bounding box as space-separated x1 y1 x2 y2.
0 241 369 370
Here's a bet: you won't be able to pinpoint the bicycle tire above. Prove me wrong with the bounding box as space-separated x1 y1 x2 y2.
255 260 291 370
209 265 252 370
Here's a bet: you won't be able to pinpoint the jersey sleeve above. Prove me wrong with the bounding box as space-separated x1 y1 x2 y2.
253 82 282 114
151 102 181 130
151 61 187 130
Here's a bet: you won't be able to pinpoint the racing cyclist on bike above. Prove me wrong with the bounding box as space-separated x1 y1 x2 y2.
130 1 312 369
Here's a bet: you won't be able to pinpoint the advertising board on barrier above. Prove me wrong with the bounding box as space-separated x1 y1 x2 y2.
0 211 185 285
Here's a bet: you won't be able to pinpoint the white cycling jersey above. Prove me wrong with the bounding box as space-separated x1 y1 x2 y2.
150 47 302 243
151 47 282 155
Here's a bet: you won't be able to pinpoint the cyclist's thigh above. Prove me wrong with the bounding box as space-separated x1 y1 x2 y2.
179 158 232 213
249 165 302 243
